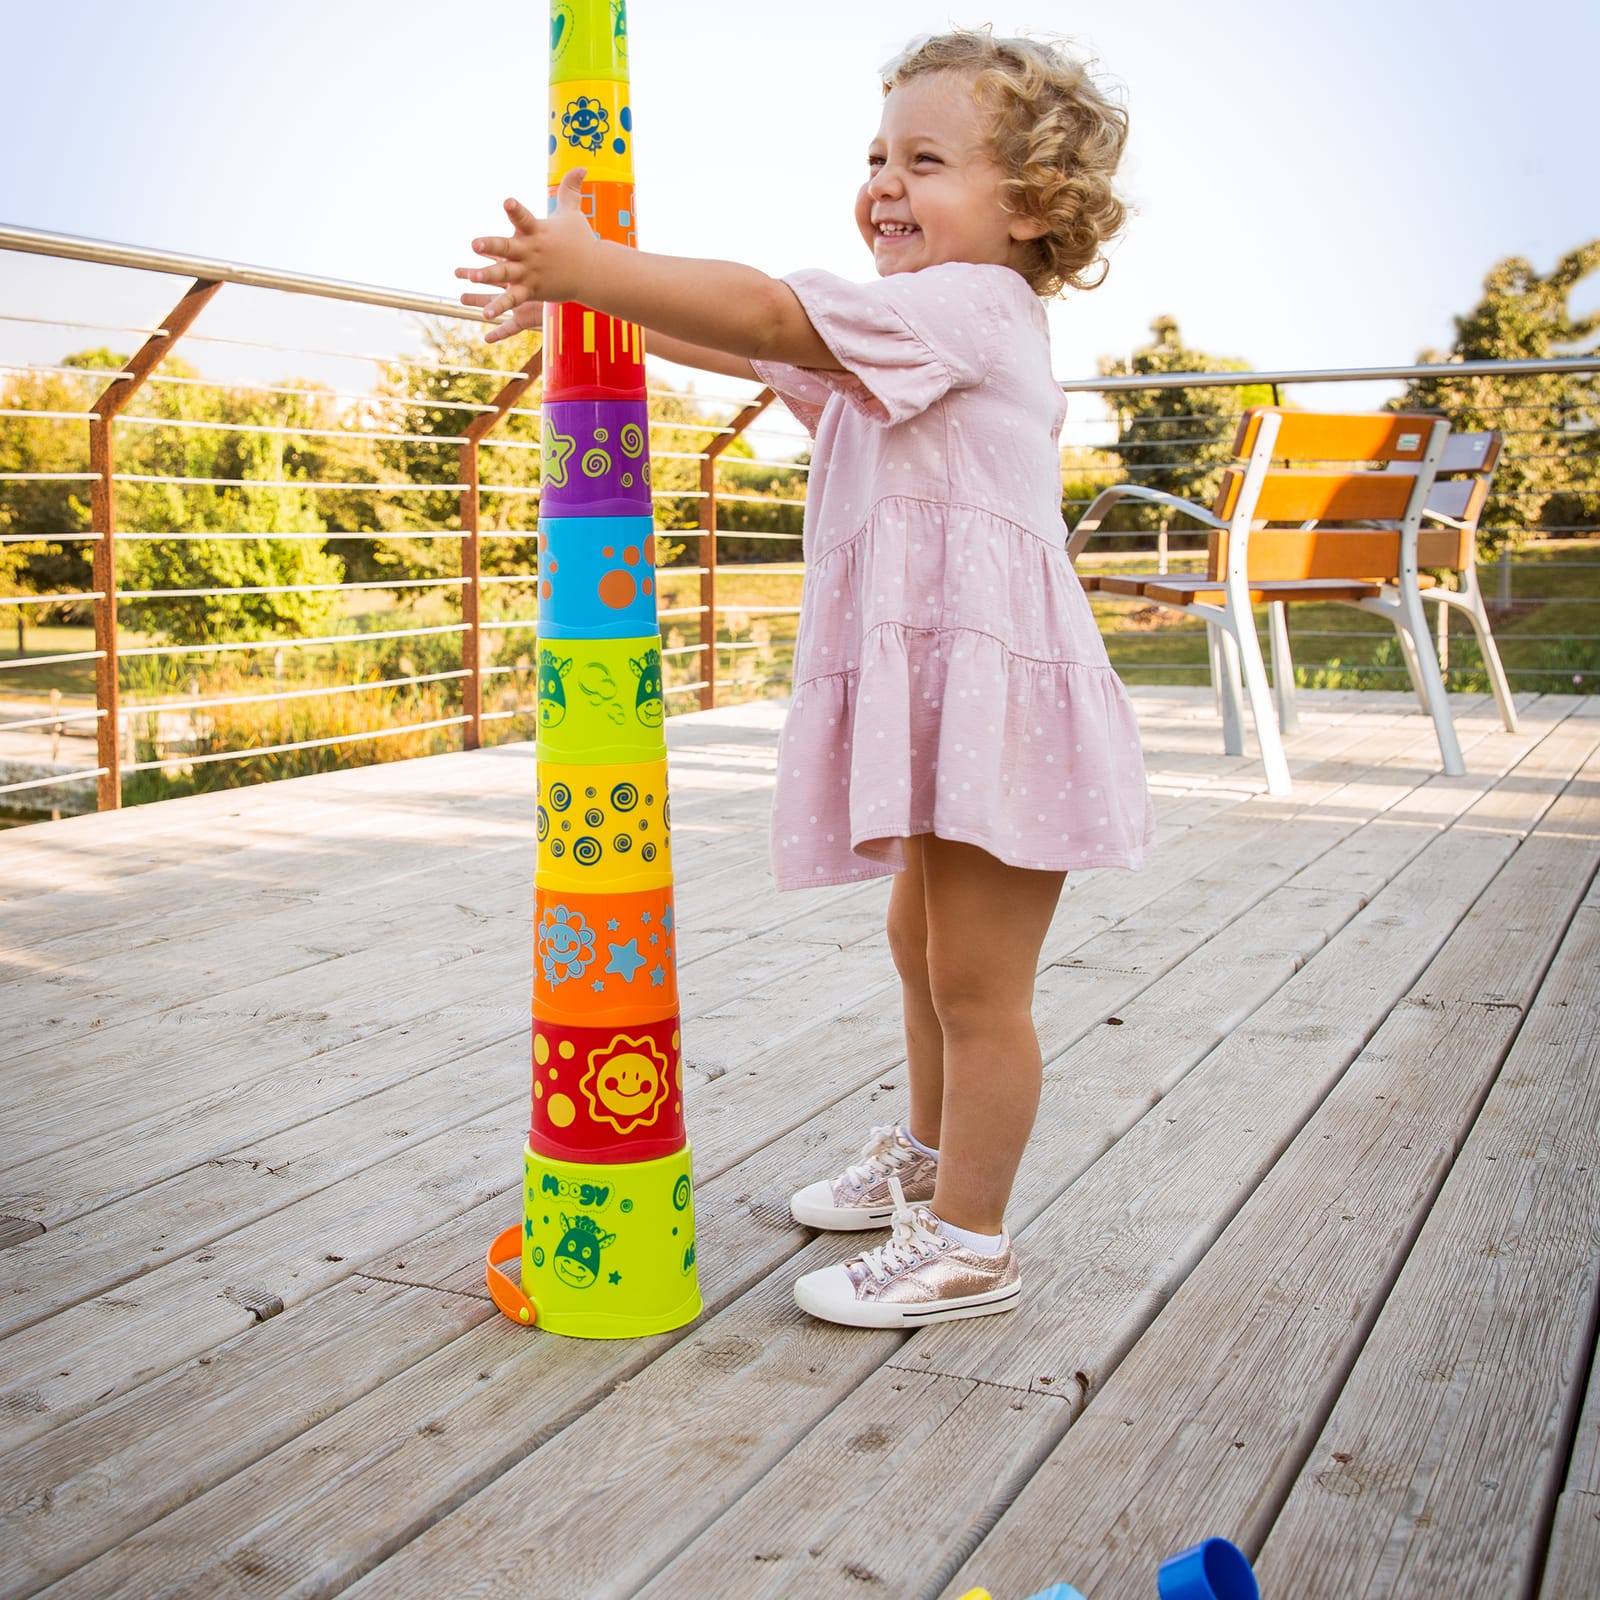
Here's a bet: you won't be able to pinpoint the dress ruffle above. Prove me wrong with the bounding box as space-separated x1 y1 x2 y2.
769 500 1156 888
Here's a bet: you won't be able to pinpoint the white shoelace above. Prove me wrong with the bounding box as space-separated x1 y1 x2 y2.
840 1123 914 1190
854 1176 948 1284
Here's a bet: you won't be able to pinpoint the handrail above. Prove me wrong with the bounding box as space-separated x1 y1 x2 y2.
1074 354 1600 393
0 224 477 321
5 222 1594 821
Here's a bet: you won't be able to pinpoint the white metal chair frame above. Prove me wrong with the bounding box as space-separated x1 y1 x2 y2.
1068 410 1459 796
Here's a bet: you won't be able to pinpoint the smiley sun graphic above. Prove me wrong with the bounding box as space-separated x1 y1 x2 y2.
580 1033 671 1133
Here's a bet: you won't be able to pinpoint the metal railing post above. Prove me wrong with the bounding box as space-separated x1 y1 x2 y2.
459 348 543 750
697 388 775 711
88 276 222 809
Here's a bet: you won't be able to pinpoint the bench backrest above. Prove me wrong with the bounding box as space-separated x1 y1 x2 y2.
1205 407 1457 582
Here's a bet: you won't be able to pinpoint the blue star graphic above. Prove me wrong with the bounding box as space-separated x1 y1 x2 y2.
607 917 620 932
641 910 652 924
591 977 606 992
660 907 674 932
606 939 647 982
650 965 666 986
649 931 659 945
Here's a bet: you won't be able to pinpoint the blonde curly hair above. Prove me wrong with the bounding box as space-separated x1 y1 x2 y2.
883 29 1128 298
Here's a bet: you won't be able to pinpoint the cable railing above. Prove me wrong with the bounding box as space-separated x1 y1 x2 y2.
2 223 1595 824
0 225 814 821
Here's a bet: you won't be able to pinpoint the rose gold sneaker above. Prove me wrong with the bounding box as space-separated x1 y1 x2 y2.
793 1177 1020 1328
790 1125 938 1231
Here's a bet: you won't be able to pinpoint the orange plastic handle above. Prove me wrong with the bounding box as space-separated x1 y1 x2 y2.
485 1224 537 1327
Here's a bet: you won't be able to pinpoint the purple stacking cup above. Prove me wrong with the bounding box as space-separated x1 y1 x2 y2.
541 399 653 519
1157 1537 1258 1600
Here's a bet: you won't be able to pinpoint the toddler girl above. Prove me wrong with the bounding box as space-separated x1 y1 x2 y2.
461 28 1154 1328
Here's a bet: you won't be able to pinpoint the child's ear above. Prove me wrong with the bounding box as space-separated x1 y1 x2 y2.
1008 213 1049 243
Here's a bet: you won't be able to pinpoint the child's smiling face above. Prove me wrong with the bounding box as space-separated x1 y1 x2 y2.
855 71 1044 278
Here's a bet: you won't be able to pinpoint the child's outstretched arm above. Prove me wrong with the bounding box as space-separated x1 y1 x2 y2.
457 171 842 375
458 290 763 383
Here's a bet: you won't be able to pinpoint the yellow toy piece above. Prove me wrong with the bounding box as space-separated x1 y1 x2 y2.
549 0 629 83
549 79 635 186
537 757 671 893
521 1142 702 1338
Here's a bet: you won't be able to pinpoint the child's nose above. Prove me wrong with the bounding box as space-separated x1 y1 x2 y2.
868 165 903 200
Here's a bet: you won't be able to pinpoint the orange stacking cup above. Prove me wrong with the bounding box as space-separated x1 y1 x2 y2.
535 884 678 1026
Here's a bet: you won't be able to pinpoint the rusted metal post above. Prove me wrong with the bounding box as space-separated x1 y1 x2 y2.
89 277 221 809
460 349 543 750
697 388 775 711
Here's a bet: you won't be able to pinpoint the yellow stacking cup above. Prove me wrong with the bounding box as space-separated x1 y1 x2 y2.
549 79 635 186
522 1142 702 1338
537 758 671 893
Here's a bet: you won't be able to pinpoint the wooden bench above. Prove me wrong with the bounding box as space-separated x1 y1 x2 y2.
1069 407 1462 794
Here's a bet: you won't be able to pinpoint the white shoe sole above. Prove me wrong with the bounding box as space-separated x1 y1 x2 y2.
789 1187 900 1231
793 1274 1021 1329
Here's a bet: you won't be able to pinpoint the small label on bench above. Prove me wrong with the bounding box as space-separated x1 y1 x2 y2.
1398 432 1421 451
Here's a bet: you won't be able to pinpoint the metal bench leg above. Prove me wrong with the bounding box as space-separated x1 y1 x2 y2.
1227 615 1292 795
1267 599 1299 734
1388 609 1432 714
1396 583 1466 776
1210 621 1246 757
1448 568 1520 733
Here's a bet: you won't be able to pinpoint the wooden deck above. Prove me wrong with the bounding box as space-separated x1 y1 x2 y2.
3 686 1598 1600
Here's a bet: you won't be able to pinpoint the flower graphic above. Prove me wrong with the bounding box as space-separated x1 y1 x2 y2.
562 96 610 153
538 903 596 986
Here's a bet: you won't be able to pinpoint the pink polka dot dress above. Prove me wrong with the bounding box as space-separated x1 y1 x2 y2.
752 262 1156 890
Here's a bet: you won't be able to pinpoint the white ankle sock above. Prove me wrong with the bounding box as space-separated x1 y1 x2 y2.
934 1216 1006 1255
901 1126 940 1159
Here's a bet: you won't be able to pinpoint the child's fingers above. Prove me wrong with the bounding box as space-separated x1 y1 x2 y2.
553 168 587 210
504 195 542 231
468 236 514 262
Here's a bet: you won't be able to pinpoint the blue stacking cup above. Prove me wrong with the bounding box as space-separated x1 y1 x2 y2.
1021 1585 1088 1600
1157 1537 1258 1600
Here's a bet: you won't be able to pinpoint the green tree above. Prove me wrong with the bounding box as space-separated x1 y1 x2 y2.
1398 241 1600 551
1096 317 1274 532
111 357 344 643
0 353 104 648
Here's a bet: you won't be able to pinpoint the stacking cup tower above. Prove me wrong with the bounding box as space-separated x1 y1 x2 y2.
511 0 702 1338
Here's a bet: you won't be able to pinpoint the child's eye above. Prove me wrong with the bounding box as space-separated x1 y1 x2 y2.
913 153 942 166
866 154 885 169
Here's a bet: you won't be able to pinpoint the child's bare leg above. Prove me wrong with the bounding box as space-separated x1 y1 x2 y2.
919 836 1065 1235
886 835 944 1148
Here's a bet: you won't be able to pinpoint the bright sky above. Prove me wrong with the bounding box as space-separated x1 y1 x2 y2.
1 0 1595 426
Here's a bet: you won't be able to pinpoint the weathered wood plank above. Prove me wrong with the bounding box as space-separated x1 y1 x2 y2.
606 713 1600 1598
1539 1286 1600 1600
933 725 1600 1600
262 714 1581 1599
0 1108 517 1455
0 1277 492 1598
0 703 1453 1593
1257 875 1600 1597
0 689 1577 1599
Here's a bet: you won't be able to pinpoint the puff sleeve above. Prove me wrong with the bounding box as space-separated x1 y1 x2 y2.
753 263 1001 435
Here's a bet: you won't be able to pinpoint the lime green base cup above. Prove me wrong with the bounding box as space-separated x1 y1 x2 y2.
521 1142 703 1339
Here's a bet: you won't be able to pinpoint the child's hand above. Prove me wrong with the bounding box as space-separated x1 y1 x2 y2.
456 170 595 340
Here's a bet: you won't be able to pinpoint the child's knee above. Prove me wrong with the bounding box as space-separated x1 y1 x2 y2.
886 900 929 985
